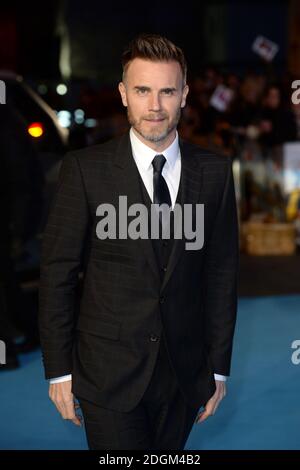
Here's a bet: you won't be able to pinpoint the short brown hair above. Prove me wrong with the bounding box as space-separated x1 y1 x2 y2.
121 33 187 84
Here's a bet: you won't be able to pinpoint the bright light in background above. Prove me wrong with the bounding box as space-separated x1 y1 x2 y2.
57 110 71 128
28 122 44 138
74 108 85 124
57 4 71 80
85 118 97 128
56 84 68 95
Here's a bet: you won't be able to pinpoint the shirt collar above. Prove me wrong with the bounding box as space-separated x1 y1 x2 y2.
129 127 179 171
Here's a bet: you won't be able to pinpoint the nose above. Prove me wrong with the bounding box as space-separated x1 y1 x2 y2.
148 92 161 112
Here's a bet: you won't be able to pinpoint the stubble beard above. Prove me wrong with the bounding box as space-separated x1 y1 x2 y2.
127 106 182 143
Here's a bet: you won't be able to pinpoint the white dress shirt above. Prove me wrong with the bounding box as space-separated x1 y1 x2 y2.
49 128 226 383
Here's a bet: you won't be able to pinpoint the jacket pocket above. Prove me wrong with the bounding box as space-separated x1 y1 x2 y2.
76 313 121 341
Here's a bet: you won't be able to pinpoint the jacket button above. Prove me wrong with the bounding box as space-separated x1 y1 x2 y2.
150 334 159 342
163 241 168 247
161 266 167 272
159 296 165 304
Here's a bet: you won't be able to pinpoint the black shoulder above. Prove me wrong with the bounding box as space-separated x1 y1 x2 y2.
64 134 125 165
180 138 233 165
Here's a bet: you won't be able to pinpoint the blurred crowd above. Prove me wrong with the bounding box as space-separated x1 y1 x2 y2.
179 68 298 156
68 67 299 158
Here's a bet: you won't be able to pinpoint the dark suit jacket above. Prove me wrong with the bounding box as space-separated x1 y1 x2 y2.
39 130 239 412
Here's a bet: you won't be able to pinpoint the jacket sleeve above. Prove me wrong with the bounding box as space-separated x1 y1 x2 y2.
203 158 239 376
38 152 91 379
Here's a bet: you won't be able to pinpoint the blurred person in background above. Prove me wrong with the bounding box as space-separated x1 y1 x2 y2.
257 84 297 149
229 73 266 141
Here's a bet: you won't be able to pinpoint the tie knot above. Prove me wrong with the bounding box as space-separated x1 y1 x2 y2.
152 154 166 174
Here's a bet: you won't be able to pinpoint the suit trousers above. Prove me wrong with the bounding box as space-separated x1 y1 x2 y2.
77 333 200 450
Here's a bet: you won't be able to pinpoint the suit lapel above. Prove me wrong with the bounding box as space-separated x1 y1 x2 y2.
160 138 203 292
112 132 161 286
112 131 203 292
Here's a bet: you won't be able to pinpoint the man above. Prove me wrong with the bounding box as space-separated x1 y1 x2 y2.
39 34 239 450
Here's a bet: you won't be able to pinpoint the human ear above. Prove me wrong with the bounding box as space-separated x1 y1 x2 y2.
118 82 128 107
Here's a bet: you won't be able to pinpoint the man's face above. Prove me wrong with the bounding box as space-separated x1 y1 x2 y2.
118 58 189 146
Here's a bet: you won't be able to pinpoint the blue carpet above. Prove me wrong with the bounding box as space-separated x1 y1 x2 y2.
186 295 300 450
0 295 299 450
0 349 88 450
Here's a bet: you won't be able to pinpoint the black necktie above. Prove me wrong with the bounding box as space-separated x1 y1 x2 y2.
152 154 172 207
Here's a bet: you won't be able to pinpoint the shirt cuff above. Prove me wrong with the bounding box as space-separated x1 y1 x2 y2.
49 374 72 384
49 373 226 383
214 373 227 382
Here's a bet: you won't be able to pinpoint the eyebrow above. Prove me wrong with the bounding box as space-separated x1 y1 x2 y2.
133 86 177 92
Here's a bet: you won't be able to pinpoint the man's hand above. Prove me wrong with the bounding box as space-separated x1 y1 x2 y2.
195 380 226 424
49 380 82 426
